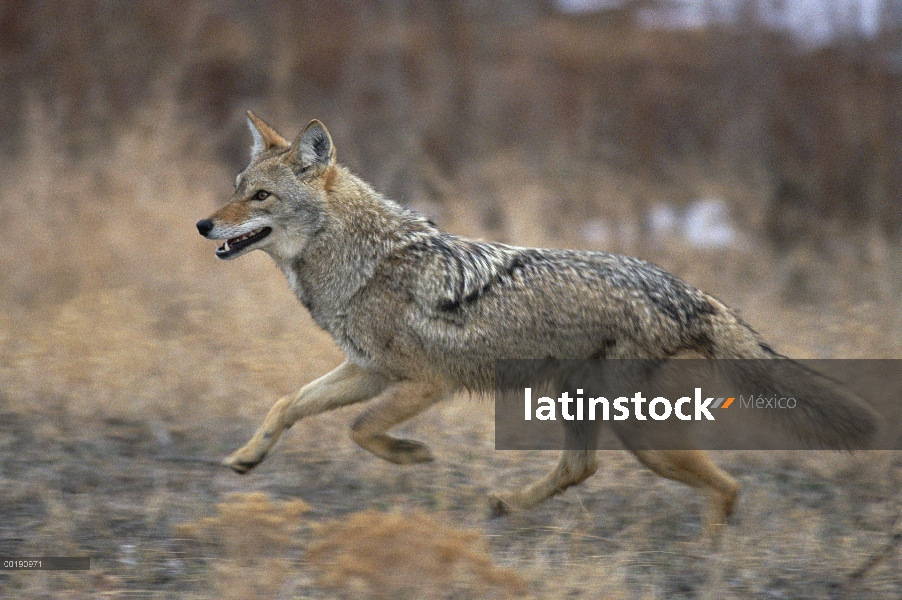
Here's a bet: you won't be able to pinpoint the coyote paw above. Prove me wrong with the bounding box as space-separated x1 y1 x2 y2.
386 438 435 464
222 449 265 474
488 492 515 518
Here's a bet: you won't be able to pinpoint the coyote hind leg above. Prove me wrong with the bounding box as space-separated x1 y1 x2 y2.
350 380 448 464
631 449 740 538
490 421 599 515
224 361 388 474
489 449 599 515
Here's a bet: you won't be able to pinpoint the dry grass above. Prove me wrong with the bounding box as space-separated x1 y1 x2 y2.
307 509 527 598
175 492 309 599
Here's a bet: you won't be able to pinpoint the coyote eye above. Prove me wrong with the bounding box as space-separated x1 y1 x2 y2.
253 190 271 201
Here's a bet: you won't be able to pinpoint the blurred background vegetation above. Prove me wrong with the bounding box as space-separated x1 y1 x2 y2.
2 0 902 309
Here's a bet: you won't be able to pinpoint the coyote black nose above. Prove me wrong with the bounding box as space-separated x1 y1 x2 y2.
196 219 214 236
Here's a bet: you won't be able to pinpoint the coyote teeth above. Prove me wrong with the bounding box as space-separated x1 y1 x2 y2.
223 240 230 251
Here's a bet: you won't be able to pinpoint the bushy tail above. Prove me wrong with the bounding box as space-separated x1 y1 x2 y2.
702 300 879 449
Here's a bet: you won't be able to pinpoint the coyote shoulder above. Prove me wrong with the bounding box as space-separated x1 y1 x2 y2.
196 113 876 536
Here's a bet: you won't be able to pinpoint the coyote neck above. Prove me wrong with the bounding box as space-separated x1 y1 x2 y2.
275 175 432 332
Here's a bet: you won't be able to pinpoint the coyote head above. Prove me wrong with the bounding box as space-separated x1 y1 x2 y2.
196 111 336 261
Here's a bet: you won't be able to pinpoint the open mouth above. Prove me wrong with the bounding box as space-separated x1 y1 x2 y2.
215 227 272 259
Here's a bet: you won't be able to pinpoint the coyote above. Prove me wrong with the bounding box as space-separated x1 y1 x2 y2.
197 113 876 535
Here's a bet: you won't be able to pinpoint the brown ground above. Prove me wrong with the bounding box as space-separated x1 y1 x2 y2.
0 99 901 598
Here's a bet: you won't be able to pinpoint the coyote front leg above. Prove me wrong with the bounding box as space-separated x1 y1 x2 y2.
350 380 448 464
224 361 388 473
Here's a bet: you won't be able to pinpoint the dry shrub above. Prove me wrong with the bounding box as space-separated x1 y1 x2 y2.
306 509 528 599
174 492 310 599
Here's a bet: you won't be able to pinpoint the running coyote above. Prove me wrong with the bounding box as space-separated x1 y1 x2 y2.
196 113 876 535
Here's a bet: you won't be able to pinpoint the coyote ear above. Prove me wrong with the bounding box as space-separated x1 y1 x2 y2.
287 120 335 175
247 111 288 159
